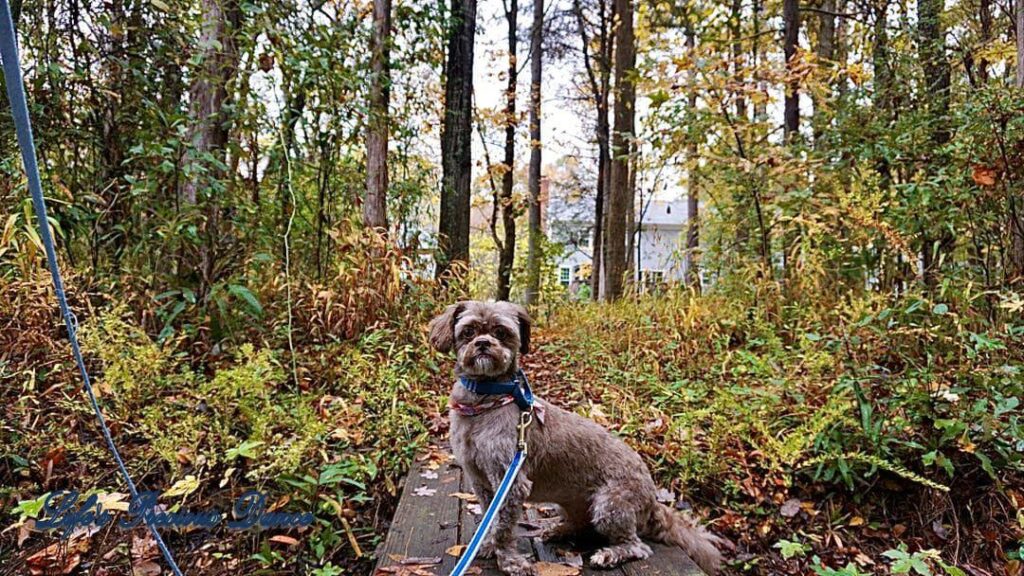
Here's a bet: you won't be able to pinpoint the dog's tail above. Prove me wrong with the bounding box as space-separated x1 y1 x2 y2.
645 504 725 575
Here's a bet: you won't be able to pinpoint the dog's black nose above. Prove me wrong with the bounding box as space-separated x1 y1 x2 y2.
475 339 490 350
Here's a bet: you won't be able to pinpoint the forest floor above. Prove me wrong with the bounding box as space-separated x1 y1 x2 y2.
1 286 1022 576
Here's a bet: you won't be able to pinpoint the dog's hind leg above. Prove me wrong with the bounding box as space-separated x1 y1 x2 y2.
588 485 653 568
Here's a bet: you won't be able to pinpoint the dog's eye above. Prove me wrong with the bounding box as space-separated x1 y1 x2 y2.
494 326 511 339
460 326 475 339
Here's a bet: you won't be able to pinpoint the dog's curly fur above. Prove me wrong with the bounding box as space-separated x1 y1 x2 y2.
430 301 726 575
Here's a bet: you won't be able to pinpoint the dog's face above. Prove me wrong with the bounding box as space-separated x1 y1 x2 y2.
429 301 531 378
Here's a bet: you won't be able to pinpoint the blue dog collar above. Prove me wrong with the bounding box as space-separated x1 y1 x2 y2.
459 369 534 411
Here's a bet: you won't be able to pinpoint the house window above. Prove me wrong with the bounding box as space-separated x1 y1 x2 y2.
559 266 571 287
640 269 664 292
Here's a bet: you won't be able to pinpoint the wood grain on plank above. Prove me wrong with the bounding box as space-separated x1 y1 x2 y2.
376 458 462 573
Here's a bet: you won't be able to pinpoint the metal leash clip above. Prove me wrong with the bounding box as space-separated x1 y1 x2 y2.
517 409 534 455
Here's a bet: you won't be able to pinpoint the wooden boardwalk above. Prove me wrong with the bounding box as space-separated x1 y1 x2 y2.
375 451 705 576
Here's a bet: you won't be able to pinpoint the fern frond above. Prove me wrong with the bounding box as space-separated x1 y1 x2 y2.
800 451 950 492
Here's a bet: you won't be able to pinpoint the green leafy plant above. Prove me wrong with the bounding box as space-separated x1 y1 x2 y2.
882 546 965 576
774 537 811 560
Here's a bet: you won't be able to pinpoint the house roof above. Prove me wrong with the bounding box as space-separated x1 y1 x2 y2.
639 199 688 227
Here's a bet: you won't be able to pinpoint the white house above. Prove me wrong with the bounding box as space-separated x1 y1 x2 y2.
546 188 694 293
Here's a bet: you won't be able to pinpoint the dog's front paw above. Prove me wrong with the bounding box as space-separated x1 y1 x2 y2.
496 552 537 576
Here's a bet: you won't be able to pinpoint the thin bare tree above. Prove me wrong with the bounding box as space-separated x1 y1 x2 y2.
495 0 518 301
364 0 392 230
524 0 544 304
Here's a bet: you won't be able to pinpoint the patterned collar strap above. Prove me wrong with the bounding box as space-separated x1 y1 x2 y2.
450 395 516 416
458 368 534 411
449 395 546 423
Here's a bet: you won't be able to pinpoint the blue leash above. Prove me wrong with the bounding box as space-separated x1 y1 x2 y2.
450 373 535 576
0 4 185 575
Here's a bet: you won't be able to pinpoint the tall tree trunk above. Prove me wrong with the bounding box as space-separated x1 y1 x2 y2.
834 0 849 97
364 0 391 230
524 0 544 304
496 0 518 301
752 0 767 122
812 0 836 147
625 151 636 283
179 0 244 295
919 0 951 287
872 0 892 111
181 0 243 206
573 0 610 301
603 0 635 301
1017 0 1024 88
977 0 992 83
919 0 950 145
573 0 614 300
782 0 800 142
1013 0 1024 281
684 22 700 292
437 0 478 279
730 0 746 123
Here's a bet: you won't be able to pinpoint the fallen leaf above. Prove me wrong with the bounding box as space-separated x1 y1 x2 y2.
848 516 865 527
536 562 581 576
780 498 801 517
220 467 236 488
26 536 90 575
655 488 674 504
446 544 466 557
132 534 160 562
162 475 201 499
972 165 997 187
17 519 34 547
449 492 478 502
269 535 301 546
95 492 131 513
854 552 875 566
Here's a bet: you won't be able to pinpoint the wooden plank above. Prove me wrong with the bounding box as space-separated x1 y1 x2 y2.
378 453 705 576
375 457 462 573
619 543 705 576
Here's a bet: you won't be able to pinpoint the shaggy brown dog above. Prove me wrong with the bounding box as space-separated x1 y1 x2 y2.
429 301 725 576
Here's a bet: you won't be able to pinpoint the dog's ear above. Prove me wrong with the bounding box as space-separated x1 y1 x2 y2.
512 304 532 355
428 302 466 353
